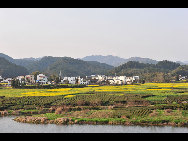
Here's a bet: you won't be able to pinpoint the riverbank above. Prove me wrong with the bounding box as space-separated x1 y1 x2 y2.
13 115 188 127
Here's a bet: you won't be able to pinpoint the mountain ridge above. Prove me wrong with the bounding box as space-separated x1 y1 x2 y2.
0 53 187 78
82 55 159 66
0 53 114 77
0 57 29 78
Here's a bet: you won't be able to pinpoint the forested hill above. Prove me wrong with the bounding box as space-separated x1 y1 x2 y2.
0 57 29 78
0 54 114 77
107 60 188 82
109 60 180 74
1 53 187 80
24 56 114 76
0 53 41 68
0 53 14 63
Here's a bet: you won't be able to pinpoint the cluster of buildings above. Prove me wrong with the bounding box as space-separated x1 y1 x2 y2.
0 72 140 86
0 74 48 86
179 75 187 81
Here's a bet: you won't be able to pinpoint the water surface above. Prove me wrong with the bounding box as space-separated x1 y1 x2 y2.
0 116 188 133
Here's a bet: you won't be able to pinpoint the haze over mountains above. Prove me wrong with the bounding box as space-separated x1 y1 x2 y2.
82 55 188 67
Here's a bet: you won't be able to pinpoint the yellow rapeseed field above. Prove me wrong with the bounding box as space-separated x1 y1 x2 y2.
0 83 188 97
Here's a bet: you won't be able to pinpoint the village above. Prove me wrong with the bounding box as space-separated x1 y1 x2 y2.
0 72 140 87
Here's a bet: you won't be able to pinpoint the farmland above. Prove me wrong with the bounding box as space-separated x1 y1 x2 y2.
1 83 188 126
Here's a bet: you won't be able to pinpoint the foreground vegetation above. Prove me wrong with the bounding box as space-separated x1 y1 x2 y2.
1 83 188 126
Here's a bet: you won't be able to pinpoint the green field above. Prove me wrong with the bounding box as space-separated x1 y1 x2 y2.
1 83 188 126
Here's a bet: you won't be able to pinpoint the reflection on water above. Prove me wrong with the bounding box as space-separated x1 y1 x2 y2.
0 116 188 133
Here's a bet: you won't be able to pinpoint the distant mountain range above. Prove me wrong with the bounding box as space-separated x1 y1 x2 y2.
81 55 126 67
0 53 113 77
0 53 187 78
82 55 188 67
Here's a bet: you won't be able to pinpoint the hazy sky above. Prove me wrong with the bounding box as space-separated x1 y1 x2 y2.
0 8 188 61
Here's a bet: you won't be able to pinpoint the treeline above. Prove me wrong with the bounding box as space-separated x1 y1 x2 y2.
108 60 188 82
11 80 86 89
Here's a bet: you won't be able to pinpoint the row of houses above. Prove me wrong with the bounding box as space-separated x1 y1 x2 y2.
61 75 139 85
0 74 48 86
0 74 140 86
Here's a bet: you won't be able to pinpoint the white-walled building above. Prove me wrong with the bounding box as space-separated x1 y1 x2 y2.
133 76 139 82
107 79 115 85
179 75 187 81
115 76 126 84
62 77 77 84
0 76 3 82
96 75 106 81
126 77 134 84
106 76 127 85
3 78 12 86
16 76 25 84
36 74 48 84
25 75 35 84
78 77 90 85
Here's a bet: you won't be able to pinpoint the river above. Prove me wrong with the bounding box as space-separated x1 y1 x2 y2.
0 116 188 133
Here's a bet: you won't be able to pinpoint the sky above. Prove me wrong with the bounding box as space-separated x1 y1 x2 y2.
0 8 188 62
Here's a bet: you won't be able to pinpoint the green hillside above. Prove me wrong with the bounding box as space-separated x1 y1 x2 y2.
107 60 185 82
0 57 29 78
26 56 114 76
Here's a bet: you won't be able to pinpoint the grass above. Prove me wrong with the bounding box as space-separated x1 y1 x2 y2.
31 109 188 125
2 82 187 126
34 113 63 120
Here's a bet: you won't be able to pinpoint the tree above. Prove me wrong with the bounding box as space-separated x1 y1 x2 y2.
11 79 20 88
55 77 61 84
141 79 145 84
175 75 179 81
49 74 57 81
11 79 16 88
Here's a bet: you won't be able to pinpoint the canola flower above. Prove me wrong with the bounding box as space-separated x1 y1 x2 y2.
147 89 172 91
47 88 72 92
87 85 99 87
1 82 188 97
64 95 76 98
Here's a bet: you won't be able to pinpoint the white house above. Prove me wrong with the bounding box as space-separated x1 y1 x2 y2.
107 79 116 85
36 74 48 84
89 75 99 80
116 76 126 84
126 77 134 84
106 76 126 85
133 76 139 82
62 77 77 84
25 75 35 84
0 76 3 82
16 76 25 84
97 75 106 81
179 75 187 81
78 77 90 85
3 78 12 86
